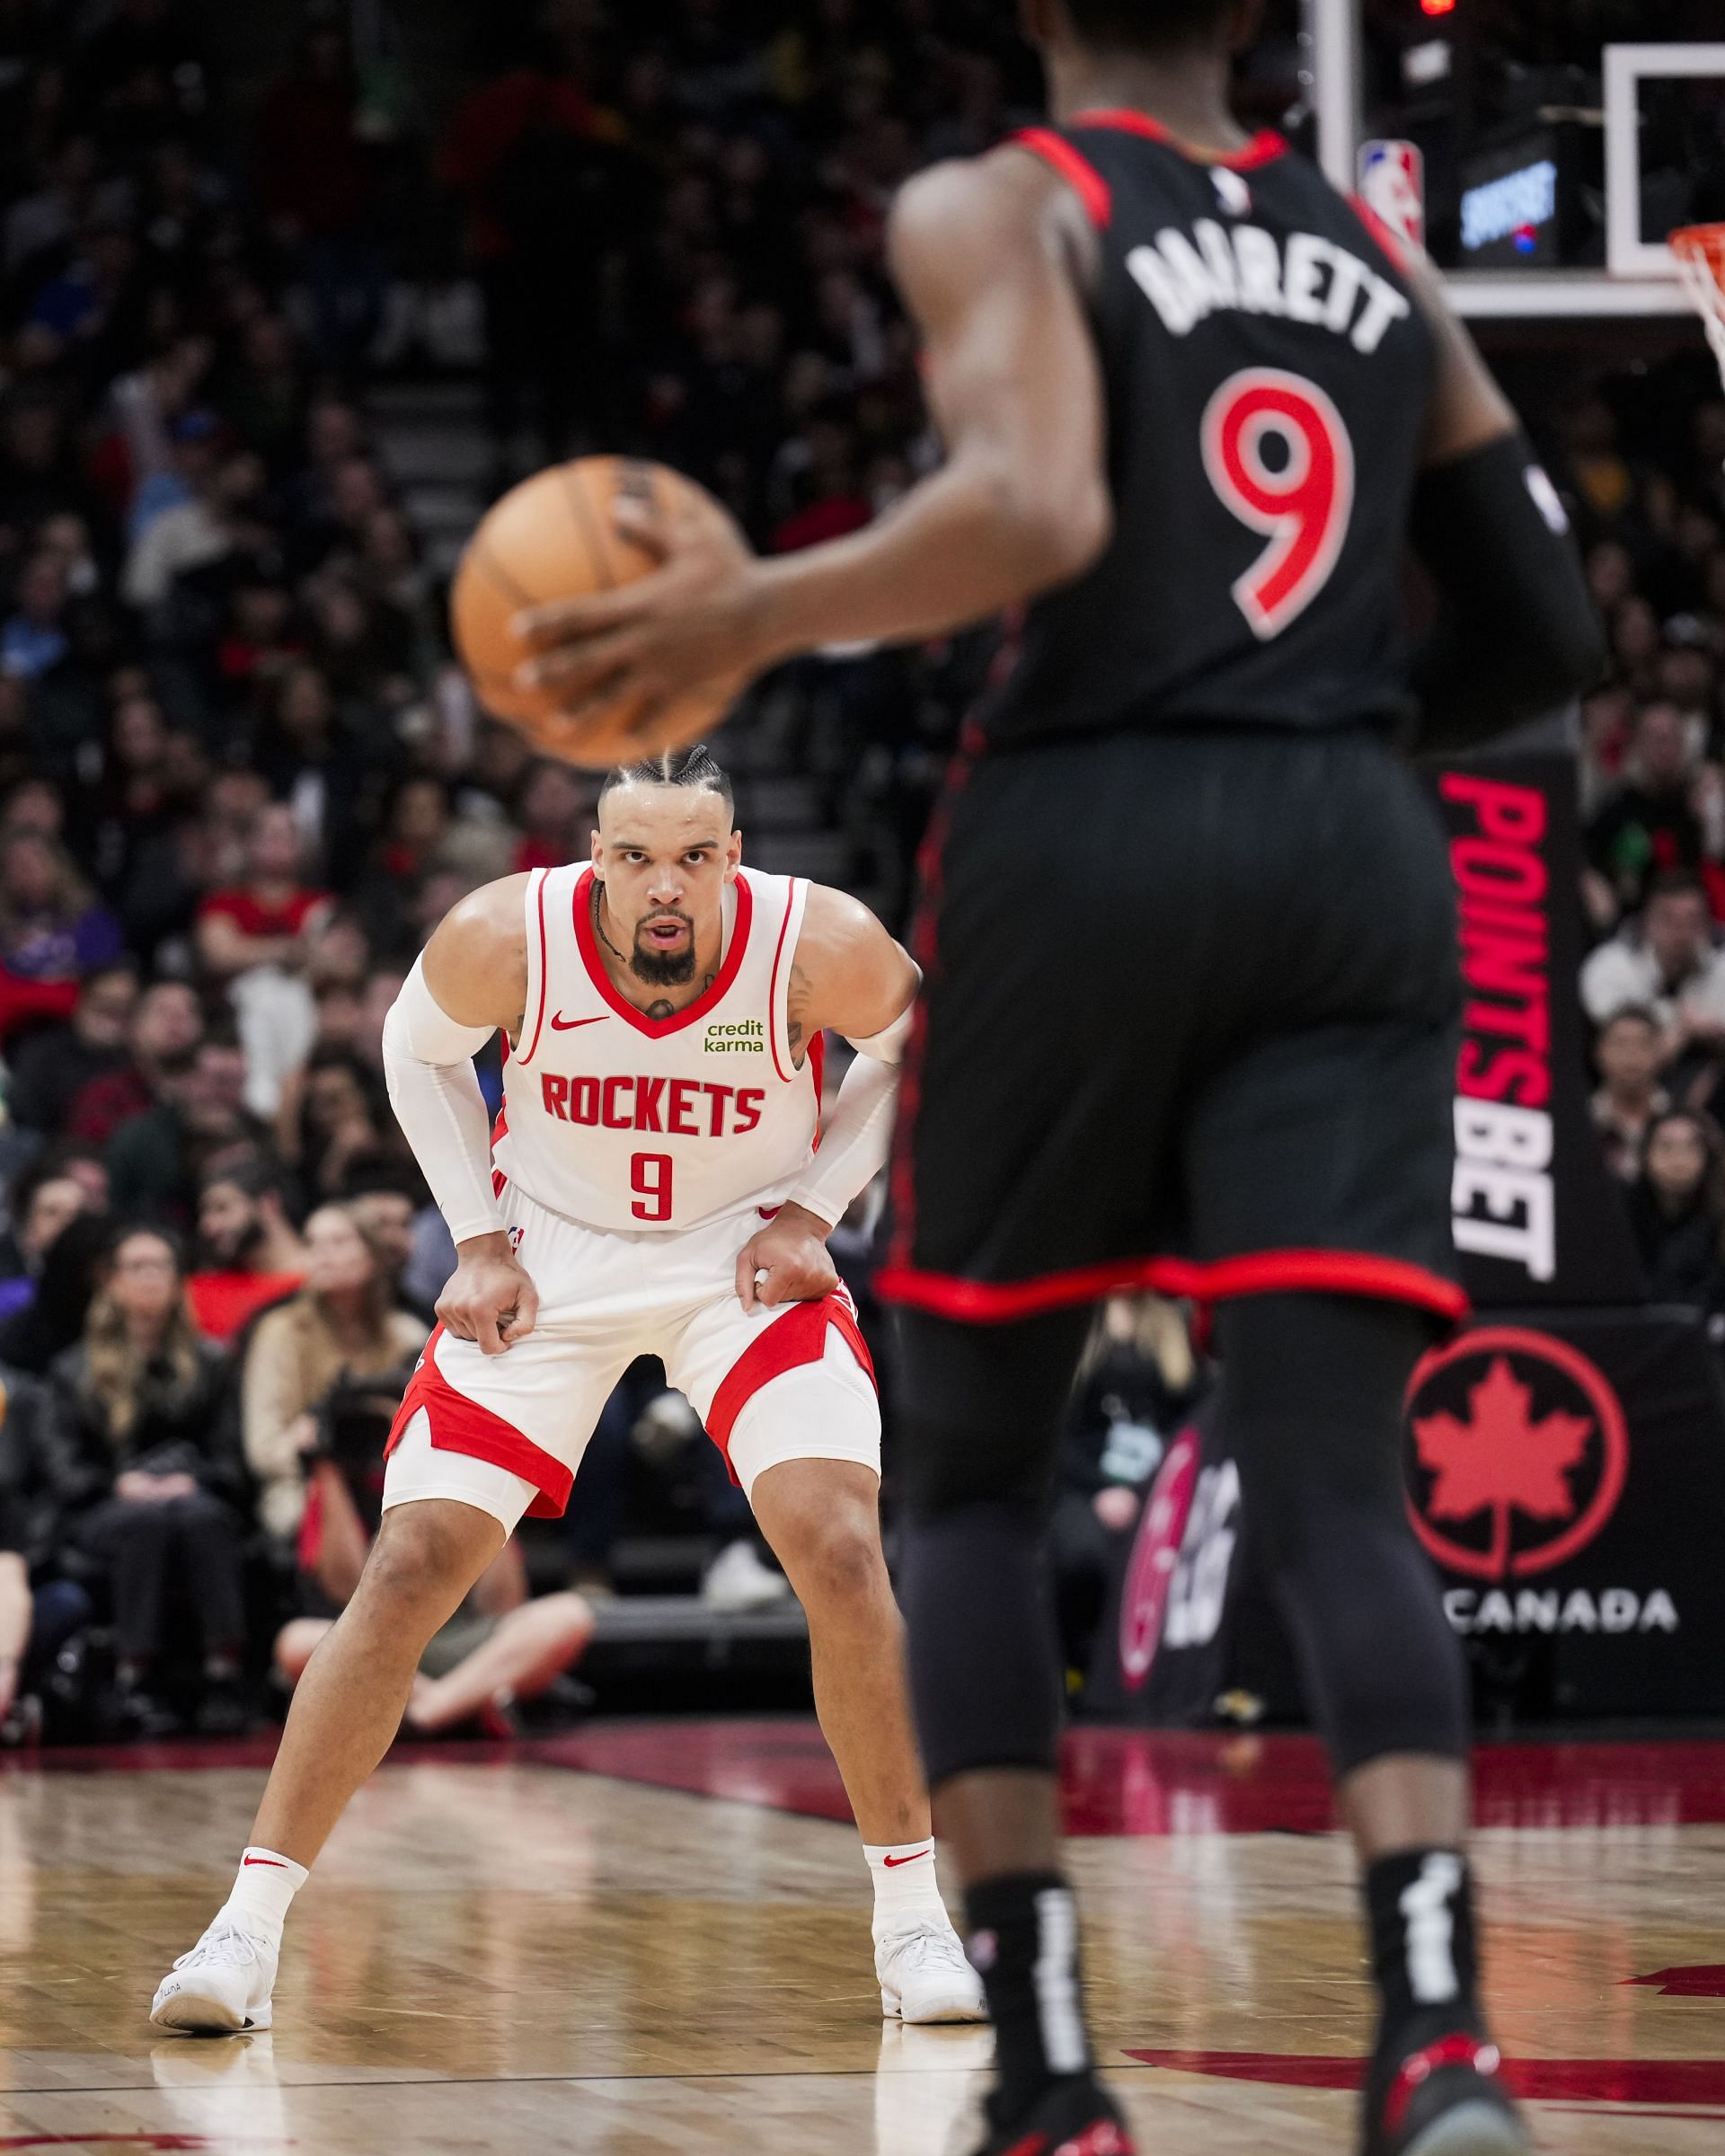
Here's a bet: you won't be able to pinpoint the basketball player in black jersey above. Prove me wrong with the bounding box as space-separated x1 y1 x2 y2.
515 7 1604 2152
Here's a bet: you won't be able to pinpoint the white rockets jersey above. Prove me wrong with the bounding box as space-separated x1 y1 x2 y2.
493 862 822 1233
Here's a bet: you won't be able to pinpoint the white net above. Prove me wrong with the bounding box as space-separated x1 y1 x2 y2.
1672 225 1725 391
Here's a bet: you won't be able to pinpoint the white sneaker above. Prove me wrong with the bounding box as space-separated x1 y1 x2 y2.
877 1920 988 2024
703 1539 792 1613
149 1920 277 2033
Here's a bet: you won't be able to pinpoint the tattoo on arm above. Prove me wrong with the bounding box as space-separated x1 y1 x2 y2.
786 959 810 1062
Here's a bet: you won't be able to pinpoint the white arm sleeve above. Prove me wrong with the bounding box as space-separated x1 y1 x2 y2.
785 999 916 1231
381 957 507 1246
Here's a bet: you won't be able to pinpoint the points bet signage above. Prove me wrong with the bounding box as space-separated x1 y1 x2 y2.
1435 759 1647 1305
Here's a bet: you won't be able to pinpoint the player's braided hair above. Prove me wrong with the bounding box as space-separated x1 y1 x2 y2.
1060 0 1239 51
598 743 734 817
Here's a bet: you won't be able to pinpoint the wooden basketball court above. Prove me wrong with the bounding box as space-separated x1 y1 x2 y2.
0 1723 1720 2153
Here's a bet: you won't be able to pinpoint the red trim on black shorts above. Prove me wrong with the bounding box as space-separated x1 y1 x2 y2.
1069 107 1287 172
386 1324 571 1517
874 1249 1468 1325
1012 128 1111 228
573 866 754 1038
705 1292 876 1483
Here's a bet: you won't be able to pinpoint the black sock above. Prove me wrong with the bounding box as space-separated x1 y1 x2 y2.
1363 1850 1482 2117
966 1871 1093 2125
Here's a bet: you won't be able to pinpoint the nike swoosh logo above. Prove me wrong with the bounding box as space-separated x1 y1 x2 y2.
881 1849 933 1869
550 1012 606 1030
242 1856 289 1868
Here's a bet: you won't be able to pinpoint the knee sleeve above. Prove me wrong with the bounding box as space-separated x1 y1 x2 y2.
894 1308 1089 1787
1214 1294 1470 1777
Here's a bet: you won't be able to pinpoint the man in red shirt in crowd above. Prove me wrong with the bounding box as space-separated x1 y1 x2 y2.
195 803 332 981
185 1156 308 1345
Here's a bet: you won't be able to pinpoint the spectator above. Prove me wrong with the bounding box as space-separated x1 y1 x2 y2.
65 976 202 1147
0 1159 89 1323
1591 1007 1670 1182
277 1382 591 1737
4 961 137 1135
104 1025 259 1224
0 829 125 982
256 22 385 376
1048 1297 1203 1674
121 441 270 610
240 1201 426 1547
0 1359 94 1745
1580 873 1725 1050
512 758 591 873
193 801 330 983
195 801 331 1116
278 1045 400 1202
41 1226 244 1734
341 1174 438 1318
1585 702 1713 919
1626 1111 1725 1314
0 551 70 678
185 1155 307 1345
0 1197 111 1377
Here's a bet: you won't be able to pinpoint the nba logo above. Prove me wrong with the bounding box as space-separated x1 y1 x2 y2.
1358 140 1426 253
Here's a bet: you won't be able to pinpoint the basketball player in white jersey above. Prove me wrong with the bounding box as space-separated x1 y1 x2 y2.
150 747 985 2033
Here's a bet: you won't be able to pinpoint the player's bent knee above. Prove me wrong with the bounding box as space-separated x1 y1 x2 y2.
362 1498 504 1612
783 1511 885 1610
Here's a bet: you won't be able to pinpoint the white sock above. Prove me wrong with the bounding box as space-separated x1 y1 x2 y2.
865 1840 950 1939
217 1846 308 1950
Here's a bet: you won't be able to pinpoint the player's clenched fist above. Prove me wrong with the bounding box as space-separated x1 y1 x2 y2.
734 1202 839 1313
438 1231 539 1356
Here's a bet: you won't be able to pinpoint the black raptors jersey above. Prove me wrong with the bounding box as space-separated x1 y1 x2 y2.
986 112 1436 745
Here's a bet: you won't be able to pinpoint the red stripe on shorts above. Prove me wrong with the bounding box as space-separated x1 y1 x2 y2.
385 1323 572 1518
705 1293 877 1483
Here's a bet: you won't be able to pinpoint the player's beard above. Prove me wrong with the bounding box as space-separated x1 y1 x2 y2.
630 909 698 986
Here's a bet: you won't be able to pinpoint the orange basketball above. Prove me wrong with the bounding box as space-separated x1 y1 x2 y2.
450 455 745 770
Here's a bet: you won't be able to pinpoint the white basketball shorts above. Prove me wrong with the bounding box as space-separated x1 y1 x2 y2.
382 1186 880 1533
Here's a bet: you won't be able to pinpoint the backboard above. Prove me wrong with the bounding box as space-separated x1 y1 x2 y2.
1307 1 1725 322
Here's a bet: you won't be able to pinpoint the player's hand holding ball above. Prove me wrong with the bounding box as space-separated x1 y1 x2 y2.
438 1232 539 1357
450 455 764 770
734 1203 839 1313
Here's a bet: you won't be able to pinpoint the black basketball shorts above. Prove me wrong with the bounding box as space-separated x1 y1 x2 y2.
875 724 1466 1326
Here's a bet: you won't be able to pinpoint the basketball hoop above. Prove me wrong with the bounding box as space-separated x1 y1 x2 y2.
1671 224 1725 389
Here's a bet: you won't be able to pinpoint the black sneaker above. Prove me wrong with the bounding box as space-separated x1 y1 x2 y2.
1367 2032 1530 2156
972 2078 1136 2156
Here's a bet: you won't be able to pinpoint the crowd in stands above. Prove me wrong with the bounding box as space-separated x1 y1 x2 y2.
1570 378 1725 1316
7 0 1725 1742
0 0 1169 1743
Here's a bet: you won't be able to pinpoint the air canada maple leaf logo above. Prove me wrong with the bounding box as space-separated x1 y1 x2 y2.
1405 1328 1630 1580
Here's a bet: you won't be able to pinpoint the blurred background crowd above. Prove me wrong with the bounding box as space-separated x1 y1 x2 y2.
0 0 1721 1744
